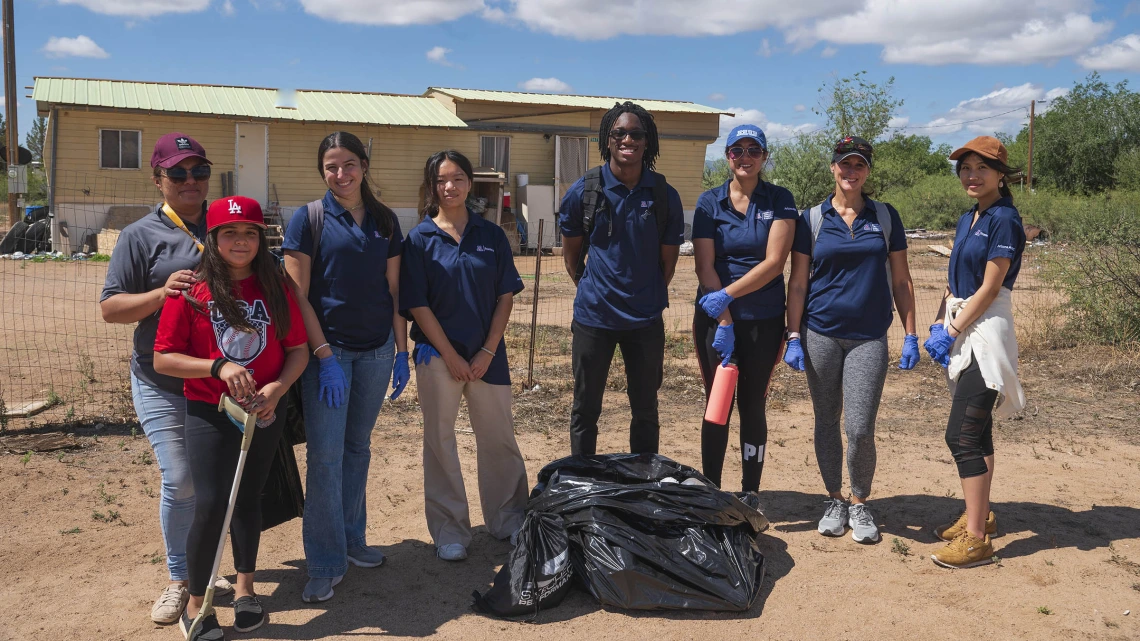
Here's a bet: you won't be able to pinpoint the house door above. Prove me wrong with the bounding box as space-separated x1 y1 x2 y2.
554 135 589 212
235 123 268 206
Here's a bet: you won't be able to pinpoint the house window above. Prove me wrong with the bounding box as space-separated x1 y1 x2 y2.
479 136 510 177
100 129 141 169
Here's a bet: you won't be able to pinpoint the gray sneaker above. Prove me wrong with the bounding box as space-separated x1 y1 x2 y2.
347 544 386 568
301 575 343 603
848 503 881 543
818 498 849 536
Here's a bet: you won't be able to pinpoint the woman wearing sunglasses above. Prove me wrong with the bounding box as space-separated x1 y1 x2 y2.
692 125 796 493
785 135 919 544
100 132 236 624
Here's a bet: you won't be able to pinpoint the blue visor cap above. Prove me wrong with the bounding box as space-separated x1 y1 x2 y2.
726 124 768 151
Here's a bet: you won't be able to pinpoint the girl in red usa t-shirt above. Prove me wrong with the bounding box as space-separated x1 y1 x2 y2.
154 196 307 640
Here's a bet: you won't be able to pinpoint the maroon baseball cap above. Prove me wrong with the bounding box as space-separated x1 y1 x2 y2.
151 132 211 169
207 196 266 232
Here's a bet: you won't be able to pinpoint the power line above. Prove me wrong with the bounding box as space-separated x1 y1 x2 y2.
886 106 1028 131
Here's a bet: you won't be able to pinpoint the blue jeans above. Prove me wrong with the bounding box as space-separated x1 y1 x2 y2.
301 336 395 578
131 372 195 582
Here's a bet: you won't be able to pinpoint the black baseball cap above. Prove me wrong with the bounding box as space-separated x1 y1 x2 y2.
832 136 873 167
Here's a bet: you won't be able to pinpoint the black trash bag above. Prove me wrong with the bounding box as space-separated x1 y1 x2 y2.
260 384 305 530
474 453 769 615
472 512 574 618
0 220 29 254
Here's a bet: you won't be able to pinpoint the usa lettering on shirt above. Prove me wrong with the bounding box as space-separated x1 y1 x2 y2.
210 299 271 368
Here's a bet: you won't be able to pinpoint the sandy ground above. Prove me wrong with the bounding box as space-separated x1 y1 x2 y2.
2 343 1139 641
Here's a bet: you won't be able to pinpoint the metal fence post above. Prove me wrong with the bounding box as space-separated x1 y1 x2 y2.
526 219 545 388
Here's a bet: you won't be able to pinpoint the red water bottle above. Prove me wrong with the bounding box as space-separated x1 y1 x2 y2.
704 361 739 425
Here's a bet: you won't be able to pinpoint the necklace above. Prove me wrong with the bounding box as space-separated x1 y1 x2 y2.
334 196 364 211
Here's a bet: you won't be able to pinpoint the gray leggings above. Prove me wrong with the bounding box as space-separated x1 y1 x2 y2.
803 328 889 499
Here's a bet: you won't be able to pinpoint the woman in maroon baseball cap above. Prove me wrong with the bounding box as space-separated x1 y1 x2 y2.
155 196 309 639
99 132 239 624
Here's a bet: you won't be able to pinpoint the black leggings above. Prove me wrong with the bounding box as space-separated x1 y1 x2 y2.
945 357 998 479
185 399 285 597
693 311 784 492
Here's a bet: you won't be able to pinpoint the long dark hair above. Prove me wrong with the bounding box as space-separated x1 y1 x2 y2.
317 131 397 237
955 152 1019 201
421 150 474 219
598 101 660 171
186 226 292 340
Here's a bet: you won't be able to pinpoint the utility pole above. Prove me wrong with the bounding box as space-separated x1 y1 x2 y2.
1026 99 1035 190
2 0 19 225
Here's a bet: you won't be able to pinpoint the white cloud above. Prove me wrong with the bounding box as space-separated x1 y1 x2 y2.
1078 33 1140 71
42 35 109 59
707 107 817 159
426 46 460 67
887 116 910 128
518 77 572 93
57 0 209 17
793 104 806 112
221 0 235 15
299 0 485 25
708 92 726 102
921 83 1068 135
757 38 772 57
820 46 837 58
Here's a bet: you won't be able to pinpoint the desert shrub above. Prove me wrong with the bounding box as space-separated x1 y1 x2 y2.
880 174 972 230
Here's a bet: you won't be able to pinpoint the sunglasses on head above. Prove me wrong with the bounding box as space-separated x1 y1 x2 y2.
162 164 212 183
834 139 873 156
727 146 766 160
608 128 647 142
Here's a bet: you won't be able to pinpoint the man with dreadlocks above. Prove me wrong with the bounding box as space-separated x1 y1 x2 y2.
559 101 685 456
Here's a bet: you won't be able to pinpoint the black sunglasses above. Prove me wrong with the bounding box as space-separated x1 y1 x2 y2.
608 128 647 142
834 139 873 156
727 146 766 160
162 164 212 183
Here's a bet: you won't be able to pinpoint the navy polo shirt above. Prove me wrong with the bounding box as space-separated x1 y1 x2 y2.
691 180 799 320
792 195 908 340
282 190 403 352
399 212 525 386
559 163 685 331
948 197 1025 299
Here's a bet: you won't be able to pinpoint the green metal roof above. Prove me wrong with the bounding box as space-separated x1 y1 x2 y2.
428 87 727 115
32 77 468 128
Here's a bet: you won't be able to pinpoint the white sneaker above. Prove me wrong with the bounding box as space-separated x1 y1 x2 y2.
150 583 188 624
436 543 468 561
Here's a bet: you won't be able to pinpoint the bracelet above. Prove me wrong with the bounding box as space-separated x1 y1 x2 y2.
210 357 228 379
948 321 962 334
312 342 330 357
480 347 496 357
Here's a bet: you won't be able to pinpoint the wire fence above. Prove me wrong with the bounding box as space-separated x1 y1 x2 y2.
0 172 1060 428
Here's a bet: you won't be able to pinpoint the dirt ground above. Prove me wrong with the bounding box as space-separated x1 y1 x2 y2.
2 340 1138 641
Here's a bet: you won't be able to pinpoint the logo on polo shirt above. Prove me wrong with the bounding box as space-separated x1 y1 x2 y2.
374 231 381 238
209 299 271 367
175 137 192 150
997 244 1014 251
975 229 989 237
640 201 654 220
228 199 242 215
864 223 882 232
475 244 495 253
757 210 774 221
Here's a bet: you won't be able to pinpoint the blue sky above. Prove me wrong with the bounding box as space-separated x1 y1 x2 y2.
10 1 1140 159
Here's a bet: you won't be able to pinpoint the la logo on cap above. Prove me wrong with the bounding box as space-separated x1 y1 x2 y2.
176 137 192 150
228 199 242 215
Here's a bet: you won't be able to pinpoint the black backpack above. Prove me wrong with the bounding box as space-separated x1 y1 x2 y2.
573 166 671 283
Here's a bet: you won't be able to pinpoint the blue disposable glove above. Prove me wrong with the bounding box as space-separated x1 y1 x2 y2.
923 323 954 368
712 323 735 367
390 352 410 400
699 288 735 320
413 343 441 366
899 334 920 370
318 353 347 409
783 337 805 371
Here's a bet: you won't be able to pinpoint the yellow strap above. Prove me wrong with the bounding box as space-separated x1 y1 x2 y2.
162 202 205 253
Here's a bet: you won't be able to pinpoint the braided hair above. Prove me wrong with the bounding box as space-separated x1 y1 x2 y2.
597 101 660 172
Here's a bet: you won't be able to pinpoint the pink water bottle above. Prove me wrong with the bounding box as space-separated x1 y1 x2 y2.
704 362 739 425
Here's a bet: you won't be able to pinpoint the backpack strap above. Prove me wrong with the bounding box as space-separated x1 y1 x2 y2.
870 199 896 312
573 166 605 283
807 203 824 277
306 199 325 267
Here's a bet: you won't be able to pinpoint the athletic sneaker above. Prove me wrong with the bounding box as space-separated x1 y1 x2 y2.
151 583 189 624
848 503 880 543
232 596 266 633
179 608 225 641
817 498 849 537
301 575 343 603
935 510 997 542
347 544 387 568
931 532 995 569
437 543 468 562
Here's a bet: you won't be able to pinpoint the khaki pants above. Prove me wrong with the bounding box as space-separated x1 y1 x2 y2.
417 358 528 547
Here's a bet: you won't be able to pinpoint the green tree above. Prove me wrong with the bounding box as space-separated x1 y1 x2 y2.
815 71 904 142
871 134 952 194
767 132 833 209
1033 73 1140 193
26 116 46 163
702 158 731 190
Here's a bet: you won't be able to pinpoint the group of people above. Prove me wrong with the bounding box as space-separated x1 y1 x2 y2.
99 99 1025 640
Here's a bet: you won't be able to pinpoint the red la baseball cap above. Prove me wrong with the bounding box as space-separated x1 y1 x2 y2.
207 196 266 232
151 132 211 169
